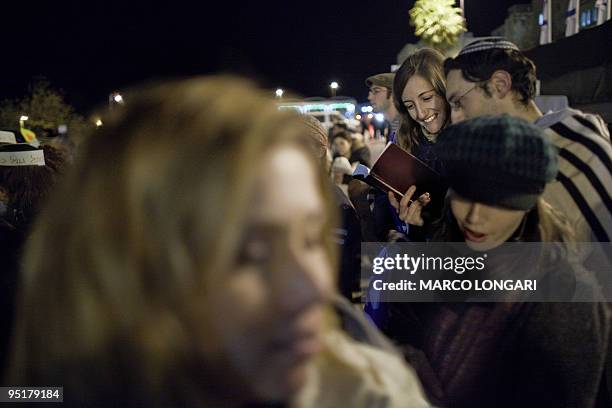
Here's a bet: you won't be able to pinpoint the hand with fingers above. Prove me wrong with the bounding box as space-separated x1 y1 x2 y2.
388 185 431 226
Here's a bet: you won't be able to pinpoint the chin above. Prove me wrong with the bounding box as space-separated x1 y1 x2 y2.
424 118 446 134
465 239 502 252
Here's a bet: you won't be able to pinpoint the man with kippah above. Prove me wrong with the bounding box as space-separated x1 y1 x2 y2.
443 37 612 245
366 73 400 142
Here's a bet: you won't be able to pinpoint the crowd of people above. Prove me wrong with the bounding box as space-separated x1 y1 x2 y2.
0 37 610 407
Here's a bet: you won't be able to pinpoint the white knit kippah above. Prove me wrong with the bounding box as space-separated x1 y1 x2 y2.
458 37 520 56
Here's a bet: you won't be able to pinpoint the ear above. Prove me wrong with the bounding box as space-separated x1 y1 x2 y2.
489 70 512 98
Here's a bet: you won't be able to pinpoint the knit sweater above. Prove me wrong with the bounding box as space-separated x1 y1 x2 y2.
381 257 609 408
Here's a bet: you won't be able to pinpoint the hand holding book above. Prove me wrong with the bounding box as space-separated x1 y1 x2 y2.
387 185 431 226
352 143 443 199
352 143 444 227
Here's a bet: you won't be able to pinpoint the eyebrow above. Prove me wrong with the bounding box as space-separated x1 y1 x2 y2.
402 88 435 104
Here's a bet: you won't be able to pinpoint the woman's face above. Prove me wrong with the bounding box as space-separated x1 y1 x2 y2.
401 74 448 135
205 144 333 402
332 137 351 157
450 192 526 251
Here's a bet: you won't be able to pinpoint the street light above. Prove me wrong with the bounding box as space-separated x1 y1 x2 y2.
95 118 103 127
109 91 124 109
330 81 339 97
275 88 284 98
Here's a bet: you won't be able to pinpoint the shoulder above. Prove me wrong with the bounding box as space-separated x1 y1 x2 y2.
536 108 611 146
537 108 612 200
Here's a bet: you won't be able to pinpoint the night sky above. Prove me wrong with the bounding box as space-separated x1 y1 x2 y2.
2 0 528 112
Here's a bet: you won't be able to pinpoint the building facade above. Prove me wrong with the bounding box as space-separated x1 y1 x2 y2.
492 0 605 49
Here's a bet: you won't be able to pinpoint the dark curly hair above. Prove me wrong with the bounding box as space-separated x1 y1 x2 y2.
443 48 537 105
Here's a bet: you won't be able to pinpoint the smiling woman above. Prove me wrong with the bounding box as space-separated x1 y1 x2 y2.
382 48 451 240
392 48 450 167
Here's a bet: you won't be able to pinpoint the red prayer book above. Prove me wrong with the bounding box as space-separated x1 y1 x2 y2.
353 142 442 198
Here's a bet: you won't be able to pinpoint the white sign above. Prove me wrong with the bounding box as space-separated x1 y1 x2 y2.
0 131 17 144
0 150 45 166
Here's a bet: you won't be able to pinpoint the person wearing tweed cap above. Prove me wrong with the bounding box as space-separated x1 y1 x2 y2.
434 115 559 250
376 115 610 408
395 115 561 251
365 73 396 117
437 115 557 214
365 72 400 136
443 37 612 244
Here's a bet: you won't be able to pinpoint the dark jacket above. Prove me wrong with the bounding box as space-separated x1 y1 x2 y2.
331 185 362 302
376 243 609 408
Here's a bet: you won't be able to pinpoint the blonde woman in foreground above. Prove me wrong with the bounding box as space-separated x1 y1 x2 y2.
5 77 431 408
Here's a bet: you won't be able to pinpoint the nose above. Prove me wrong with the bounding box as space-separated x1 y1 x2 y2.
415 103 426 120
367 93 374 103
466 202 481 224
275 246 330 315
451 109 465 124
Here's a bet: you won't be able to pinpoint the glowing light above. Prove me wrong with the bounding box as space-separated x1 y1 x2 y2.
355 114 362 120
367 114 374 119
303 104 328 112
329 103 354 112
275 88 284 98
113 94 124 103
20 115 29 121
330 81 339 90
361 106 373 113
375 113 385 122
409 0 466 49
95 119 103 127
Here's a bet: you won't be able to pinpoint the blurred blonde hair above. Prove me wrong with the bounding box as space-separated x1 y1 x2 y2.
298 113 328 161
6 76 338 404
